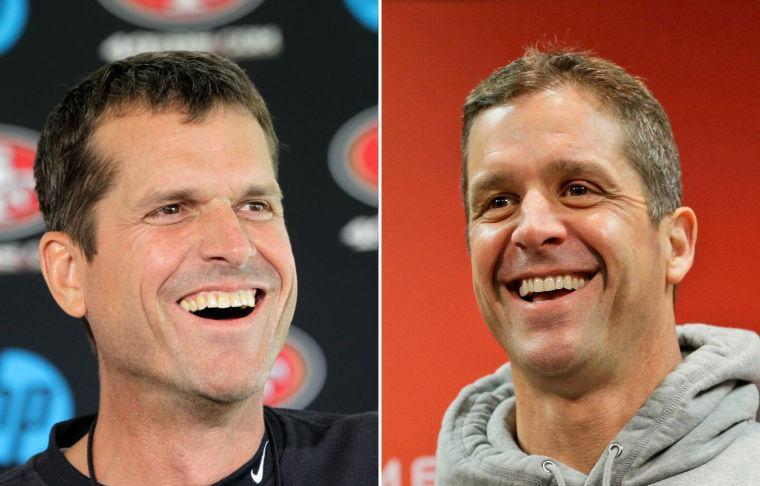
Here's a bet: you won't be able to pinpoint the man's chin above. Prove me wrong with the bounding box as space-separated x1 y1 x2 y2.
519 346 585 378
183 370 267 406
185 375 265 407
506 329 590 379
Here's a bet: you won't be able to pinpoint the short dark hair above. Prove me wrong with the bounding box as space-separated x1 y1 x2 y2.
35 50 278 260
461 48 682 223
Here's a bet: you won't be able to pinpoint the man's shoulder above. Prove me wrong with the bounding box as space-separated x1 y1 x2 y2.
266 406 377 446
0 415 93 486
0 460 46 486
715 419 760 460
266 407 377 484
649 421 760 486
267 406 376 428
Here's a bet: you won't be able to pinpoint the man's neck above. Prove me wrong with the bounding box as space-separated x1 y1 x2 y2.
64 376 266 485
510 324 682 474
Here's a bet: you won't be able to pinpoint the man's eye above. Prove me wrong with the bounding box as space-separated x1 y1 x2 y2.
243 201 270 212
240 201 275 220
152 204 182 216
475 195 517 219
144 203 188 225
488 196 512 209
565 184 590 197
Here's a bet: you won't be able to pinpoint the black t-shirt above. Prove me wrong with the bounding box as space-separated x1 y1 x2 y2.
0 407 377 485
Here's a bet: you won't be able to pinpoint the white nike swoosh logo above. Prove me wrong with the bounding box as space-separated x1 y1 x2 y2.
250 441 268 484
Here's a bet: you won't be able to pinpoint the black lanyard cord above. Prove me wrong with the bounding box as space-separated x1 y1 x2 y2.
86 416 97 486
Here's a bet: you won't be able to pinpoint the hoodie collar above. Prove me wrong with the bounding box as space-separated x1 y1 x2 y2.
437 324 760 486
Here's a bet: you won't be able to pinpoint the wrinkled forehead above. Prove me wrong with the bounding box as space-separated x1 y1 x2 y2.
92 104 272 165
466 87 626 176
96 99 257 138
89 106 278 197
466 84 623 156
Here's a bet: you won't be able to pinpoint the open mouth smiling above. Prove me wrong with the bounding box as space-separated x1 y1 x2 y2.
177 289 263 320
506 272 598 303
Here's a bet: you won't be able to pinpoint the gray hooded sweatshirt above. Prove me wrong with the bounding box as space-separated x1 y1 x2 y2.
437 324 760 485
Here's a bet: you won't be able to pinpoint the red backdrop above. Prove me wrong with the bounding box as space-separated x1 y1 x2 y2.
382 1 760 484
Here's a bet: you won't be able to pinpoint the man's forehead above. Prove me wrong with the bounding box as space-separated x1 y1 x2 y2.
89 106 278 198
94 102 256 136
467 89 625 175
92 106 267 159
470 87 617 137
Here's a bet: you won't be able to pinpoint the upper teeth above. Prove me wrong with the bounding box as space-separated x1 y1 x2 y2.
179 289 257 312
519 275 586 297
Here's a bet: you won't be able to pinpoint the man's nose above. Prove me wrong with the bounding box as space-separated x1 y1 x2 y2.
511 191 567 250
198 206 256 267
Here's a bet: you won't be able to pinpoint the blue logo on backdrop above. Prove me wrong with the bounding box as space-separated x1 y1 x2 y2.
0 0 28 56
343 0 377 33
0 348 74 466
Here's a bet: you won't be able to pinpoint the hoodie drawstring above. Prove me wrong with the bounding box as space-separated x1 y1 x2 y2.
542 460 567 486
541 443 622 486
602 443 623 486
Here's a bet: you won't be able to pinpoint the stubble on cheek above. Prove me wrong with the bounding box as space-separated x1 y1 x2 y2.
265 272 297 363
469 221 513 341
471 273 512 357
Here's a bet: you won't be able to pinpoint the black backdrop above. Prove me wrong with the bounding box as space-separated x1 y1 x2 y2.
0 0 377 470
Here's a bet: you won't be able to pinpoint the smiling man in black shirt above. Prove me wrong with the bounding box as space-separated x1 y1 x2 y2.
0 51 376 486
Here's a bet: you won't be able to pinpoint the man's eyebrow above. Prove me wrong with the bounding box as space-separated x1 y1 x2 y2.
469 172 517 200
468 159 620 204
135 183 283 209
544 159 618 186
240 183 284 199
135 188 199 209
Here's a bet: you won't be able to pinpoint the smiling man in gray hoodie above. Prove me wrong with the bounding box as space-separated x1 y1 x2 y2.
436 48 760 486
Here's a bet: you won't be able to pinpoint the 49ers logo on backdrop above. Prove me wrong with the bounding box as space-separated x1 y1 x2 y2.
328 107 378 208
0 125 43 241
97 0 265 30
264 326 326 409
329 108 378 251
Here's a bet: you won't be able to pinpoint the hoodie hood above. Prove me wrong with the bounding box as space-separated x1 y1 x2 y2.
436 324 760 486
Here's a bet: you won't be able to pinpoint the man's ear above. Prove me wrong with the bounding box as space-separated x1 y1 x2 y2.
664 207 698 285
39 232 87 318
